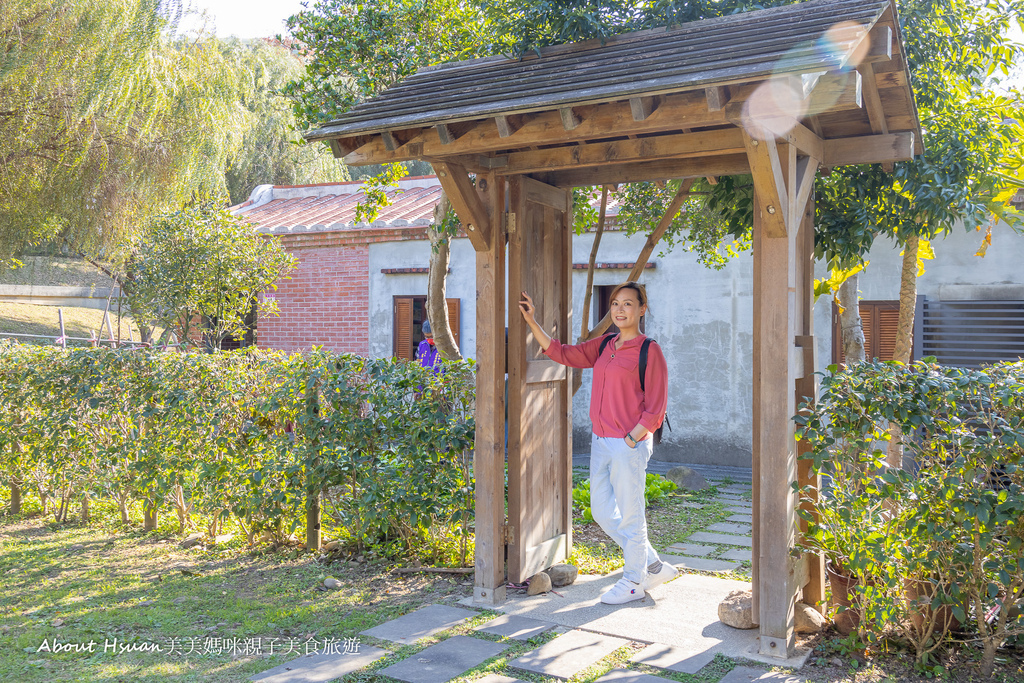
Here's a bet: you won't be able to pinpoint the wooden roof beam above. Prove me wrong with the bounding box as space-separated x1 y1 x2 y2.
823 132 914 167
706 86 727 112
327 135 373 158
495 114 525 138
432 162 491 251
340 91 730 165
493 128 746 176
560 107 582 130
435 121 475 145
381 129 417 151
534 154 750 188
630 96 657 121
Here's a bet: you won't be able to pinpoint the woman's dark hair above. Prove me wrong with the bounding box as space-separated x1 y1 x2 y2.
608 281 649 312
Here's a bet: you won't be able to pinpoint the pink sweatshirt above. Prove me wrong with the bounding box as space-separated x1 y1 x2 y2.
543 333 668 440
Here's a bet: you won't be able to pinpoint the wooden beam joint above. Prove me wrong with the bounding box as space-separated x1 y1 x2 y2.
433 161 491 252
559 107 582 131
629 96 657 121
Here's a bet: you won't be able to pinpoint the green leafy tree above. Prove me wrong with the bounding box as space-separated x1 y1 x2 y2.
0 0 252 260
221 38 350 205
119 202 297 349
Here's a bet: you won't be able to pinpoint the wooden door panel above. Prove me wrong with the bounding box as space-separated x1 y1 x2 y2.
507 175 573 583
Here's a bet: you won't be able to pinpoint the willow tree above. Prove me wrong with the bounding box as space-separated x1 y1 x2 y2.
221 38 350 206
0 0 250 260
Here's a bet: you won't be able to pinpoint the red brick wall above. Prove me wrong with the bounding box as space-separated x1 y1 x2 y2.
256 226 432 355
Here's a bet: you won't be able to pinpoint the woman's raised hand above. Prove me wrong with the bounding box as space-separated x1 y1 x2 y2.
518 291 536 323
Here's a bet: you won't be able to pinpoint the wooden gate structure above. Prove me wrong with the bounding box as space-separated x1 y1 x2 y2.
306 0 921 658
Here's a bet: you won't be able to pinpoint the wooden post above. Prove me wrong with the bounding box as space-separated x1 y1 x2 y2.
795 192 824 612
57 308 67 348
473 173 507 605
752 185 798 657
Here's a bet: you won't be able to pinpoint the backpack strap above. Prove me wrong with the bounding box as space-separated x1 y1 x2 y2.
598 333 616 358
639 337 653 393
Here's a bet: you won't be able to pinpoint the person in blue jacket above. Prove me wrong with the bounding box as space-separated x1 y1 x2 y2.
416 319 441 371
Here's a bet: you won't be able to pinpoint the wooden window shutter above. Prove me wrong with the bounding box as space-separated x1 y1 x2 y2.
832 300 907 365
446 298 461 350
393 297 414 360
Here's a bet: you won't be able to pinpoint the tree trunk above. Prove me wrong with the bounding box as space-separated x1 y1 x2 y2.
306 489 321 551
427 188 462 361
117 492 130 524
586 179 695 339
837 274 866 364
572 187 610 396
81 493 90 525
144 499 158 531
9 479 22 515
887 233 919 468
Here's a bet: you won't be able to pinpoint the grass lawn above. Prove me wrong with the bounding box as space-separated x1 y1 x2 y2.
0 302 150 344
0 257 115 288
1 487 1021 682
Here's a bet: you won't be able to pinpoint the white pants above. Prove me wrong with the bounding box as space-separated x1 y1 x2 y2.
590 433 661 584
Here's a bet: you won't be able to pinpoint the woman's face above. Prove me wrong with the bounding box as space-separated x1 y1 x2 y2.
610 288 646 332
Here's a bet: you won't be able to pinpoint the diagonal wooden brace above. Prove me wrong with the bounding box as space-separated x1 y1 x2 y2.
432 161 492 252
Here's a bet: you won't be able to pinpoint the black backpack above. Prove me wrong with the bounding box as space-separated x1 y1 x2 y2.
598 334 672 444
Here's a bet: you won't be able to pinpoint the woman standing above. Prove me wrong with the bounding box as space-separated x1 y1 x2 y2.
518 282 675 604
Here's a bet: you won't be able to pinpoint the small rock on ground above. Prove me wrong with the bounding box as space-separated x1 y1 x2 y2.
547 563 578 587
324 577 343 589
527 572 552 595
179 533 204 549
719 589 756 629
667 466 708 491
795 603 826 634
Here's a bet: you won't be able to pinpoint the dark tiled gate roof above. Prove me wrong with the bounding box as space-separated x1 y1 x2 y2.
309 0 889 140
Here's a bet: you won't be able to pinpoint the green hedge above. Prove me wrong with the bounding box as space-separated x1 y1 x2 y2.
0 343 476 561
797 359 1024 675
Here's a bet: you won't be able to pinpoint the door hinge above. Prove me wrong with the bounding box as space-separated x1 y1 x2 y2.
503 523 515 545
506 212 516 235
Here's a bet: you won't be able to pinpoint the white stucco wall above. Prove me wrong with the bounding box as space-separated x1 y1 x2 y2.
367 219 1022 469
813 221 1024 365
367 238 478 360
566 232 756 466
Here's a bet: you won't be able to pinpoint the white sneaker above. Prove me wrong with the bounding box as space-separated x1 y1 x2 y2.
642 562 678 590
601 578 645 604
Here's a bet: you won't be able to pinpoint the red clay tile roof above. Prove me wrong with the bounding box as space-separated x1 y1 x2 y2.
233 175 624 234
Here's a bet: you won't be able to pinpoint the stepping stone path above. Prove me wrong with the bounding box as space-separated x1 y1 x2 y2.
247 479 770 683
658 479 754 575
360 604 477 644
380 635 508 683
630 642 717 674
508 629 629 679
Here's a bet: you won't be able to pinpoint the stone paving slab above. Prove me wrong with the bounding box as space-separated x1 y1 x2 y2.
663 542 716 557
726 514 753 524
250 646 386 683
718 666 772 683
687 532 753 548
379 635 509 683
476 675 529 683
724 505 753 514
360 604 476 644
716 494 748 503
719 548 752 562
461 572 811 670
594 668 676 682
508 629 629 680
708 522 752 535
476 614 555 640
677 501 705 508
661 554 740 573
752 673 806 682
630 642 717 674
720 485 752 494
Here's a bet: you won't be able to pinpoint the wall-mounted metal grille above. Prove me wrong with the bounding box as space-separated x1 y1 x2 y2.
919 299 1024 367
